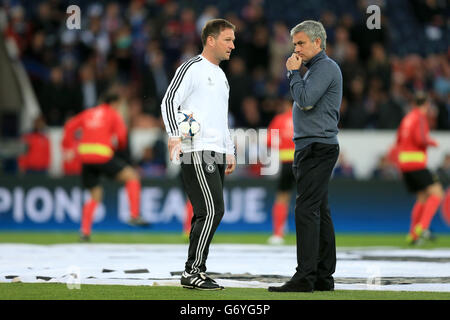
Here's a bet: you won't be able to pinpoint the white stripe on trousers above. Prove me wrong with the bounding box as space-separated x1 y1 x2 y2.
191 151 214 273
190 151 215 274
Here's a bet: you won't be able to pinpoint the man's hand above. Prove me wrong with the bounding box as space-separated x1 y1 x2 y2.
168 137 182 162
286 53 302 71
428 139 439 147
225 154 236 175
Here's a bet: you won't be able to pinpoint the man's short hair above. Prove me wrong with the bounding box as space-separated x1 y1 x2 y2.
201 19 235 46
414 91 428 106
290 20 327 50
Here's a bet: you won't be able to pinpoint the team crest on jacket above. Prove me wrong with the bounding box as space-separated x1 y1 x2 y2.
205 163 216 173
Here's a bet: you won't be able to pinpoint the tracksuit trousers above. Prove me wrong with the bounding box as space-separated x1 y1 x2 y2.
291 142 340 289
181 151 226 274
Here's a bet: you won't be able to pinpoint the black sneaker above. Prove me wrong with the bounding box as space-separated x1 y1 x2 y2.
79 234 90 242
127 217 150 227
181 272 224 290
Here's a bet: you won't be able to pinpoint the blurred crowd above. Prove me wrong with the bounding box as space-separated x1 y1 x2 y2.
1 0 449 177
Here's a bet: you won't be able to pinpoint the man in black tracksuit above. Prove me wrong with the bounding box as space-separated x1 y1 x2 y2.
269 20 342 293
161 19 237 291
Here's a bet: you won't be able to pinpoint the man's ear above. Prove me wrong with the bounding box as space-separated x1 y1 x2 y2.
315 37 322 49
207 35 216 47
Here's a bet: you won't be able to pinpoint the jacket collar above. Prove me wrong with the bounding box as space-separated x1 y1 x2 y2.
305 50 325 68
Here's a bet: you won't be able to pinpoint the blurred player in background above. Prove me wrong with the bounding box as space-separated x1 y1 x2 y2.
180 168 193 238
18 115 50 174
182 199 194 239
62 93 149 242
267 99 295 245
395 91 444 245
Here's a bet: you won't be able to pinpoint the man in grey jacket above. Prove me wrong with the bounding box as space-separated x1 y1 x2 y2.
269 20 342 292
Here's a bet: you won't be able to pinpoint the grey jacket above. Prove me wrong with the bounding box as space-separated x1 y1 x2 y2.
288 50 342 150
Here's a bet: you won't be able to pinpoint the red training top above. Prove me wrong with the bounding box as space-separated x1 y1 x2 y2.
267 109 295 163
395 108 438 172
62 103 127 164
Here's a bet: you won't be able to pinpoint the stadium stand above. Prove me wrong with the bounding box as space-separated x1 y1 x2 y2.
0 0 448 176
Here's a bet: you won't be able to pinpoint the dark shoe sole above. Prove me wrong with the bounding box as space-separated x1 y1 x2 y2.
268 286 313 293
182 285 224 291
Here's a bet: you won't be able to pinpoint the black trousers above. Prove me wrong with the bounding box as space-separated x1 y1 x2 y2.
291 143 339 288
181 151 226 274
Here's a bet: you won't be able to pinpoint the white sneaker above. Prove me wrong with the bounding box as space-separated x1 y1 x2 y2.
268 235 285 245
181 271 224 290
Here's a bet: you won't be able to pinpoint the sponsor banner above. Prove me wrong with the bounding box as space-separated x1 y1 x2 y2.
0 177 449 233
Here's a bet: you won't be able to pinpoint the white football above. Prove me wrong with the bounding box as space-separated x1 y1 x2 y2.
190 121 200 135
178 121 191 136
177 111 200 138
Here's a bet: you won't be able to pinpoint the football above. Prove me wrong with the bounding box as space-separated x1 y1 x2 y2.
176 111 200 138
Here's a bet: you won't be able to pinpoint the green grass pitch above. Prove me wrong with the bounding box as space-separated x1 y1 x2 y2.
2 231 450 247
1 283 450 300
1 231 450 300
